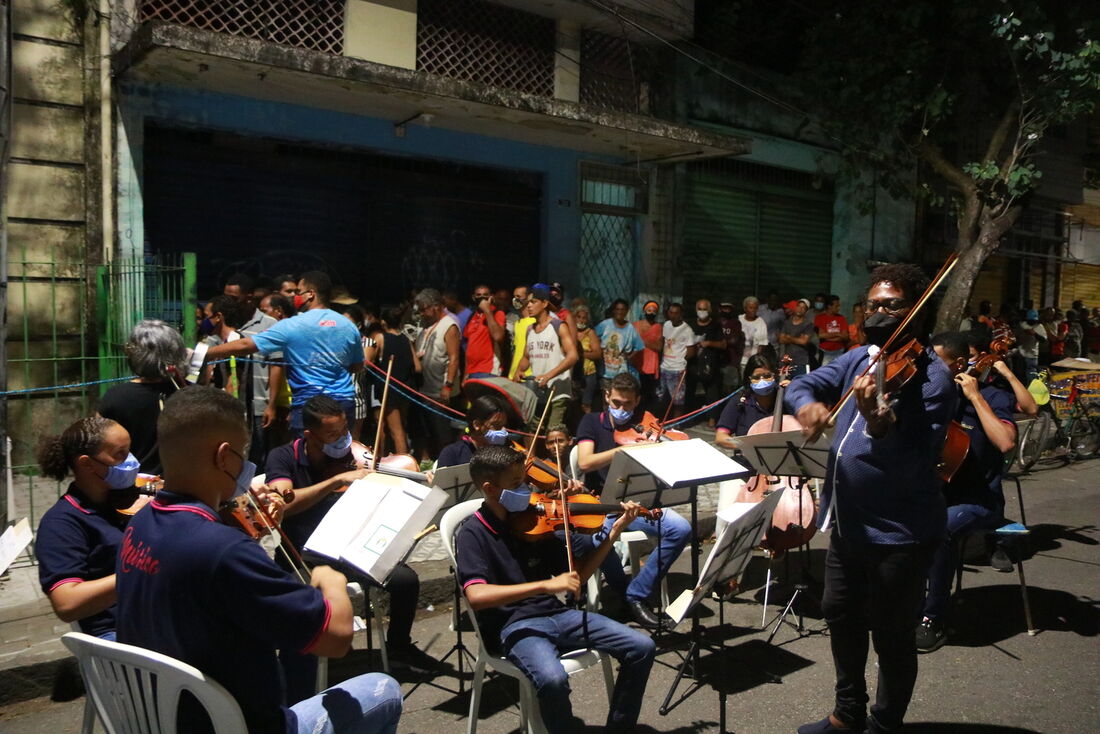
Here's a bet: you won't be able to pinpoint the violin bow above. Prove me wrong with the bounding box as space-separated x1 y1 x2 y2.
527 394 555 463
243 486 312 584
554 443 576 574
821 253 960 427
371 355 395 472
654 369 688 441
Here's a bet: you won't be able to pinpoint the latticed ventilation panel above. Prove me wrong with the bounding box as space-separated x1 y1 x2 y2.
140 0 345 55
579 212 638 320
580 30 650 113
417 0 555 96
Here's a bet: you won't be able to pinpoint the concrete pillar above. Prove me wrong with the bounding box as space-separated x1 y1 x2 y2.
344 0 418 70
554 19 581 103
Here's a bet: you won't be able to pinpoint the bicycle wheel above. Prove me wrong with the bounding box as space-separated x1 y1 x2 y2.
1017 412 1053 471
1066 416 1100 459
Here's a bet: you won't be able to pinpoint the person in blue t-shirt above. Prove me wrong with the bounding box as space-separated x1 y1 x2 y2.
34 417 146 640
916 331 1019 654
786 264 957 734
115 386 401 734
455 445 654 733
595 299 644 389
204 271 364 438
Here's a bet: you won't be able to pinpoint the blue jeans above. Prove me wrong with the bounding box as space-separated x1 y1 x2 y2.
587 508 690 603
287 672 402 734
922 502 1000 620
289 400 356 438
500 610 655 733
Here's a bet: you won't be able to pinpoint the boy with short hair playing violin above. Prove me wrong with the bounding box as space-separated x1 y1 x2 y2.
454 445 655 734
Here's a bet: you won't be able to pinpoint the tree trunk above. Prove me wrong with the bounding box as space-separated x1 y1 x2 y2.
933 207 1022 334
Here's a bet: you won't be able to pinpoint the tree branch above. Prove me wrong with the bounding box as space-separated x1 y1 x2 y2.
917 139 976 196
985 99 1020 167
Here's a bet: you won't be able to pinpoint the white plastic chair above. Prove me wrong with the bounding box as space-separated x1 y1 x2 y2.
568 445 670 610
62 631 248 734
440 499 615 734
316 583 388 692
69 622 98 734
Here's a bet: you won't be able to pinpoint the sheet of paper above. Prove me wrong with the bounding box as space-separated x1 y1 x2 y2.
623 439 752 487
303 477 388 560
0 519 33 576
342 484 428 571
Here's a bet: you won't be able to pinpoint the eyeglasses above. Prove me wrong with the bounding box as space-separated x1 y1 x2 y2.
749 373 776 382
863 299 911 316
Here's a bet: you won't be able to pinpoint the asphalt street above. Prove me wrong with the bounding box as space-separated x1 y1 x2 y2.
1 458 1097 734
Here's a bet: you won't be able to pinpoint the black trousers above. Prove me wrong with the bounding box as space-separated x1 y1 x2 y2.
822 531 937 730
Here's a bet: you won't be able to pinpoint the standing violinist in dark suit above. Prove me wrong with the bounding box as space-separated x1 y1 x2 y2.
786 264 958 734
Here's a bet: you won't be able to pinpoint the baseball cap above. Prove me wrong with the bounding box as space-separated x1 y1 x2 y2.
530 283 552 301
1026 309 1039 321
798 298 812 309
783 300 799 312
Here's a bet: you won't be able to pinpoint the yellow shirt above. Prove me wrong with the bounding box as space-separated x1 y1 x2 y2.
508 317 537 380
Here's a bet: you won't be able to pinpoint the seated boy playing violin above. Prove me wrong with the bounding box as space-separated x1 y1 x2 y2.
575 372 692 628
455 445 655 734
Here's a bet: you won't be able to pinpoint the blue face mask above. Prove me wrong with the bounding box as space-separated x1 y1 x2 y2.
608 406 633 424
483 428 510 446
322 431 353 459
223 448 256 500
751 379 777 395
100 453 141 490
499 483 533 513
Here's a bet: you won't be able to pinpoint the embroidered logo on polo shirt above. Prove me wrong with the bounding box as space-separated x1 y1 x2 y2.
319 320 337 327
120 527 160 575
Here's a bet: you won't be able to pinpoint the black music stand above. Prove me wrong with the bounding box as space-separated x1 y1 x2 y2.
659 489 787 731
599 440 753 716
735 429 830 643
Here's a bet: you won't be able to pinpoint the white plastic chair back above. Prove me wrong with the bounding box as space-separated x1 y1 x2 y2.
62 632 248 734
440 500 493 651
567 445 581 481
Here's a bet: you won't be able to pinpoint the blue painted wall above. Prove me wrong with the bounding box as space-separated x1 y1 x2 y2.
116 82 605 292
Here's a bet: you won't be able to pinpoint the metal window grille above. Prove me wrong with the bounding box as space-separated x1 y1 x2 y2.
139 0 345 55
417 0 555 96
578 163 648 317
580 30 650 113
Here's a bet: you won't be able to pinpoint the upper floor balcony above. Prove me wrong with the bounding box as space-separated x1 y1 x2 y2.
115 0 747 160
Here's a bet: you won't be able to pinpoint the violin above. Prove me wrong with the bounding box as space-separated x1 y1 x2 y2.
507 491 660 541
511 439 568 492
966 336 1016 381
613 411 690 445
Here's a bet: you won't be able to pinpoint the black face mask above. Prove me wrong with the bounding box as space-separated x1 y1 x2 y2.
720 310 733 319
644 312 657 323
863 311 903 347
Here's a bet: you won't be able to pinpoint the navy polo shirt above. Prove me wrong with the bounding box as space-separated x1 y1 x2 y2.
574 407 647 490
35 486 130 638
115 491 329 734
454 503 569 652
264 439 357 550
437 436 477 469
785 345 957 545
716 392 783 436
946 382 1015 511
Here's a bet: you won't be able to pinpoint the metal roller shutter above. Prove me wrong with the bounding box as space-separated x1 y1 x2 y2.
682 160 834 306
1061 263 1100 310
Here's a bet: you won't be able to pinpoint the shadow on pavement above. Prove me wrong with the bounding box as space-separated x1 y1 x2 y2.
1027 523 1099 552
949 585 1099 646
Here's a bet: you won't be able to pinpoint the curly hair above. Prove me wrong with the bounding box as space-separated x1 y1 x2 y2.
36 417 118 481
867 263 931 303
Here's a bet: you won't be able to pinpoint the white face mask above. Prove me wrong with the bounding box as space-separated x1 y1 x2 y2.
696 309 709 320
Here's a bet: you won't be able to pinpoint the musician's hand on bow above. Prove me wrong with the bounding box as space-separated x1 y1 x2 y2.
332 468 369 491
955 371 981 401
551 479 587 498
546 571 581 597
796 401 831 441
992 358 1012 379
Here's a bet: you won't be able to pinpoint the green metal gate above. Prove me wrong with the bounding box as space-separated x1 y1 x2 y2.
96 252 197 393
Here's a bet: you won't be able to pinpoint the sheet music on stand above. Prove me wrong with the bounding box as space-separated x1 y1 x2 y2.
735 429 831 480
665 490 786 625
600 439 753 507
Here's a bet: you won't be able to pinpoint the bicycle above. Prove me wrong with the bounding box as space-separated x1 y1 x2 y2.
1016 369 1100 471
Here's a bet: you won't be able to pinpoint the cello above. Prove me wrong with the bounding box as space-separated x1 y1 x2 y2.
733 356 817 553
